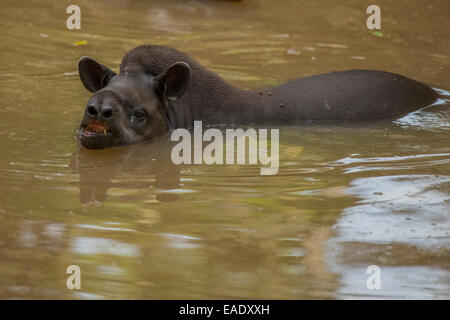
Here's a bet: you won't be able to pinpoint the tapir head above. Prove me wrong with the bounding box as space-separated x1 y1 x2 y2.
77 57 190 149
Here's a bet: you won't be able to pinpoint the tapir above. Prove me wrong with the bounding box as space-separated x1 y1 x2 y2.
77 45 438 149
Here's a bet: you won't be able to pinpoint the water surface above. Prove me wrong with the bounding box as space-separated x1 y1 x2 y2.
0 0 449 299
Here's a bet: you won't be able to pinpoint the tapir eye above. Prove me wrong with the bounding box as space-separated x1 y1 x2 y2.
132 109 146 122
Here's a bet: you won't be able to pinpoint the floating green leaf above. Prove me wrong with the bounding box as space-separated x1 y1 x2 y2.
369 31 383 37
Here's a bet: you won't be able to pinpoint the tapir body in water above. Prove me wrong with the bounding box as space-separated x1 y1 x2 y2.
77 45 438 149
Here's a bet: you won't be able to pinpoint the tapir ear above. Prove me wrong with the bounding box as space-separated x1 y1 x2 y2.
156 62 191 101
78 57 116 93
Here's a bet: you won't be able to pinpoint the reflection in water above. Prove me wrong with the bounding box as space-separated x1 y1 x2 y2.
328 175 450 299
72 237 140 257
0 0 449 299
394 91 450 131
71 138 181 204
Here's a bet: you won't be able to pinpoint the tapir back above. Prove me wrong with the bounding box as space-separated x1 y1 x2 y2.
120 46 439 124
258 70 438 123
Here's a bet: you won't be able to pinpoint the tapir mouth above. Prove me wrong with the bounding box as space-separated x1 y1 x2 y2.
82 120 111 137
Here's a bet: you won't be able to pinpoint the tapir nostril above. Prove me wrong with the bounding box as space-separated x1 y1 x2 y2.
101 106 114 119
86 105 98 117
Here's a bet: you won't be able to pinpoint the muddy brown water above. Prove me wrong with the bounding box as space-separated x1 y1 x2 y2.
0 0 449 299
